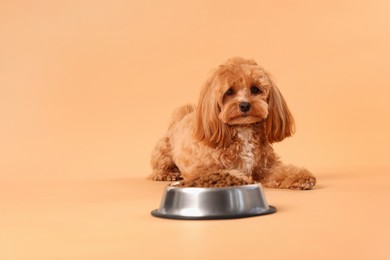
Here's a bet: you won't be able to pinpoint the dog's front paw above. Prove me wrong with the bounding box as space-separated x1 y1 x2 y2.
262 166 316 190
289 173 316 190
179 171 255 188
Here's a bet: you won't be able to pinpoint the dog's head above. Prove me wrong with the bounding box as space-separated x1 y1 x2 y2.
194 57 295 147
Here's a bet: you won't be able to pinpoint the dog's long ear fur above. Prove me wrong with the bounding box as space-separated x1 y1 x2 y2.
194 71 231 148
265 74 295 143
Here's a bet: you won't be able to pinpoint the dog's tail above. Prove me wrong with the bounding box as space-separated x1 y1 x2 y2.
168 104 195 130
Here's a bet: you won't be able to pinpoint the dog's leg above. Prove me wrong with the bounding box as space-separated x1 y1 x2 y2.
259 164 316 190
149 136 182 181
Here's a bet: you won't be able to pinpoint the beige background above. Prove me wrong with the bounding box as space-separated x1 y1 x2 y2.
1 0 389 259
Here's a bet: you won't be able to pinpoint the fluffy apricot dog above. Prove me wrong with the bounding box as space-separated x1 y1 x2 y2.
150 57 316 189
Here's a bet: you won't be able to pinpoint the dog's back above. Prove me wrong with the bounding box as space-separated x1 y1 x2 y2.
168 104 195 130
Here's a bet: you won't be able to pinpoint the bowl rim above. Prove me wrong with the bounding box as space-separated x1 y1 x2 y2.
167 181 262 191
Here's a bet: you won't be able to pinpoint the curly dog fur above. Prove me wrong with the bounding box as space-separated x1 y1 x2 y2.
149 57 316 190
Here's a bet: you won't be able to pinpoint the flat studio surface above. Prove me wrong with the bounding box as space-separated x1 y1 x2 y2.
1 168 389 260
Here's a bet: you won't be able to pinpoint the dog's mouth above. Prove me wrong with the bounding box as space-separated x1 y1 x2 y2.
230 112 250 119
238 112 257 119
228 113 263 125
220 103 268 125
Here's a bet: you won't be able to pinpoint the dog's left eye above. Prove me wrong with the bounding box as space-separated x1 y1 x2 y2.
250 86 262 95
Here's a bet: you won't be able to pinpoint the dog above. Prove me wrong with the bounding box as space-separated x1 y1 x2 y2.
149 57 316 189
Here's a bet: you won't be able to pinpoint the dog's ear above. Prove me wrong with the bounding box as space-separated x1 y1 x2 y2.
194 70 231 148
265 74 295 143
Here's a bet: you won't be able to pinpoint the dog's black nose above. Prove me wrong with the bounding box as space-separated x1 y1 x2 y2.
239 102 251 112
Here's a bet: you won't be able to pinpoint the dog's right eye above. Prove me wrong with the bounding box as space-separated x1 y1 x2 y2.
225 88 235 96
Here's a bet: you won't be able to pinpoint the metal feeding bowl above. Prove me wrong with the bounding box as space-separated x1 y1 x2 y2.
151 182 276 220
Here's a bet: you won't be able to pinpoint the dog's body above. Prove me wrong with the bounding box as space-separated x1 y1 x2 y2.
150 58 316 189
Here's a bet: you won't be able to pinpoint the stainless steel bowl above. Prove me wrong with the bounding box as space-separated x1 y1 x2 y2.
151 182 276 220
